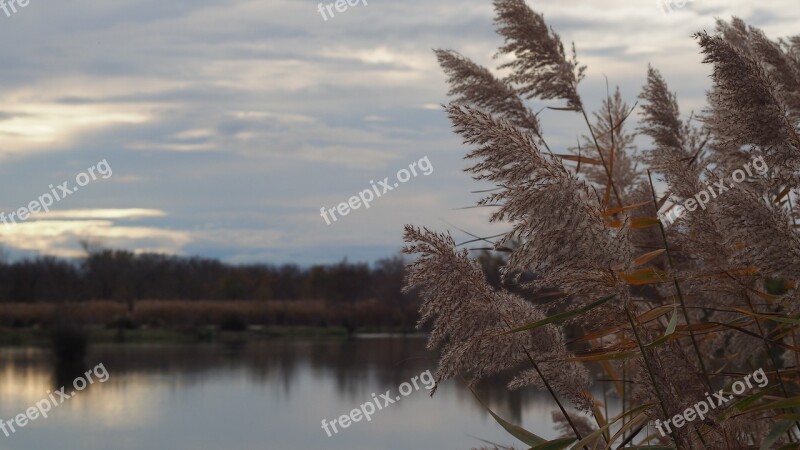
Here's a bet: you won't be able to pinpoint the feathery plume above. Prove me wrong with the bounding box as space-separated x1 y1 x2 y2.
412 5 800 447
435 49 542 134
446 104 624 299
696 31 800 151
575 87 641 197
401 226 590 410
493 0 585 110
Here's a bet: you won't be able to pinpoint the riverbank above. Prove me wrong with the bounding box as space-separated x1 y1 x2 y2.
0 299 421 346
0 325 429 347
0 299 418 326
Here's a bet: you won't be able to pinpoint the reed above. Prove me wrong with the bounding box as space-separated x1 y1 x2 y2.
405 2 800 448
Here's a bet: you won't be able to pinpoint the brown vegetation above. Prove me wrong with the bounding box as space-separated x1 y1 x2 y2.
0 299 419 332
406 0 800 448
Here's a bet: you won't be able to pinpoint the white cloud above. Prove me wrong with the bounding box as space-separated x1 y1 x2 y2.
0 220 190 258
32 208 167 220
0 0 796 263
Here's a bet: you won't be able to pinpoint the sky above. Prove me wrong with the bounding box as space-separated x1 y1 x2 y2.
0 0 797 266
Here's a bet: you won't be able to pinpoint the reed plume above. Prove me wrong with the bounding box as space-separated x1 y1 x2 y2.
404 2 800 448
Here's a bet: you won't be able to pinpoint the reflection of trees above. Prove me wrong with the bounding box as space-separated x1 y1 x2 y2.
471 377 545 425
3 337 556 425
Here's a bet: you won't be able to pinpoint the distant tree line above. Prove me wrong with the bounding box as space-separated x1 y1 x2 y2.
0 250 422 304
0 248 512 332
0 247 505 298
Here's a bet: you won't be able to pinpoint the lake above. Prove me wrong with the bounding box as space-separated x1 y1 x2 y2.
0 336 568 450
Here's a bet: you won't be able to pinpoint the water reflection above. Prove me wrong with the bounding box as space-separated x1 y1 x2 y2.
0 337 580 450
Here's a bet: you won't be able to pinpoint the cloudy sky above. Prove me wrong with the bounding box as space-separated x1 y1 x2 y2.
0 0 796 265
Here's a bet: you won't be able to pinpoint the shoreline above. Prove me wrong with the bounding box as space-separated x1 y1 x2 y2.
0 326 428 347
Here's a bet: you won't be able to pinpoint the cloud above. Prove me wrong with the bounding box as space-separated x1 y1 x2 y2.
0 220 190 258
0 0 796 264
0 103 150 154
31 208 167 220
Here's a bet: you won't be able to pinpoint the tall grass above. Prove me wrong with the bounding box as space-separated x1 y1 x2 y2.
404 1 800 448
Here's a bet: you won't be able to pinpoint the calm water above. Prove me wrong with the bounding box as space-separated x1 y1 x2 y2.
0 336 573 450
